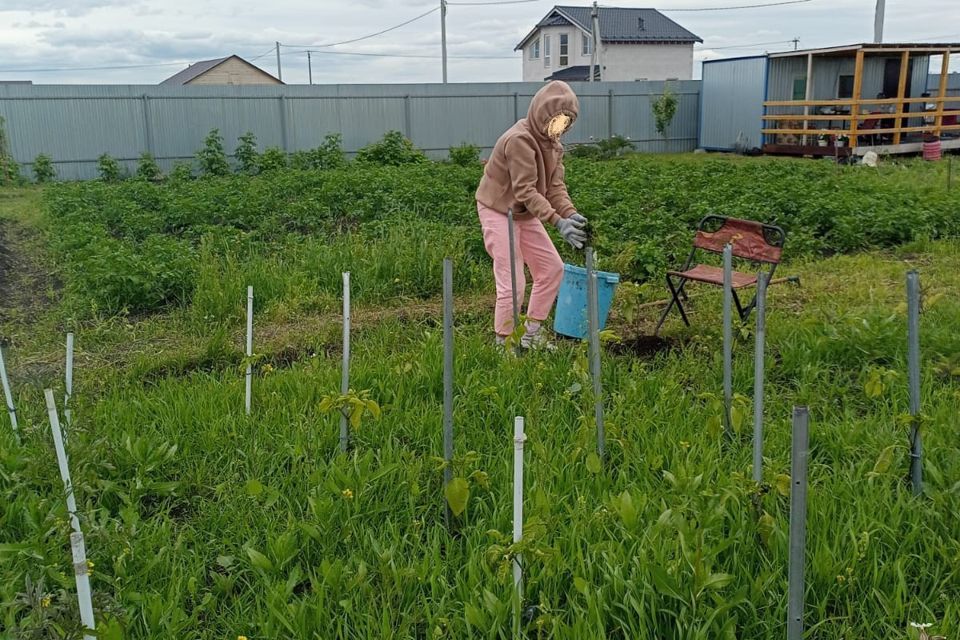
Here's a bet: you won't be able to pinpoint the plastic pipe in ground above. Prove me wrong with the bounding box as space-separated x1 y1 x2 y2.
787 406 810 640
722 244 733 436
442 258 455 523
752 273 768 483
0 346 18 443
245 287 253 416
507 208 520 349
512 416 526 636
65 332 74 427
906 270 922 496
45 389 95 640
340 272 351 453
585 246 605 462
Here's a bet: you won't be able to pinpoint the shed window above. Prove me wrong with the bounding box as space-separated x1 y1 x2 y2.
838 75 855 99
792 77 807 100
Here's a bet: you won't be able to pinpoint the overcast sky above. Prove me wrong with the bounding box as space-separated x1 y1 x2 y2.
0 0 957 84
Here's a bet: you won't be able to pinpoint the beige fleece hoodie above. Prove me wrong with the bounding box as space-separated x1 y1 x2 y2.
475 81 579 226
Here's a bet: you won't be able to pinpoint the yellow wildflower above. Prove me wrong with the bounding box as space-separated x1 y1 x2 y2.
680 441 691 449
41 596 52 608
341 489 354 500
238 636 249 640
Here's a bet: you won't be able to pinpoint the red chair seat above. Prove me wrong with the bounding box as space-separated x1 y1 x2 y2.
668 264 758 289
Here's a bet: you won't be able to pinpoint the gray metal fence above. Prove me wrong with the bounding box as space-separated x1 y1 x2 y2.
0 81 700 181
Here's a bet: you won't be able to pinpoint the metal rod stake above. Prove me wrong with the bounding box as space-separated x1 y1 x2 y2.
585 246 606 462
340 272 351 453
907 270 922 495
787 406 810 640
752 273 767 482
722 244 734 436
442 258 455 523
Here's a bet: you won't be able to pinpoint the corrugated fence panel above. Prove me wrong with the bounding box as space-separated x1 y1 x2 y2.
700 57 767 152
0 81 702 180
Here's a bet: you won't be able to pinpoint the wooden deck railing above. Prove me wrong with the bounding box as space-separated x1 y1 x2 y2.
762 96 960 147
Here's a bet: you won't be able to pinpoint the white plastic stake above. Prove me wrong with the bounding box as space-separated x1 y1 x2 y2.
65 332 75 427
45 389 95 640
752 273 767 483
512 415 526 633
722 244 733 436
245 286 253 416
0 346 18 443
340 272 351 453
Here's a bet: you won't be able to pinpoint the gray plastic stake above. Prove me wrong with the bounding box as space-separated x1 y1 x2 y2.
340 272 351 453
907 270 922 495
45 389 95 640
442 258 455 521
752 273 767 482
0 346 18 443
722 244 733 436
507 208 521 344
245 287 253 416
65 332 74 427
787 406 810 640
585 246 606 462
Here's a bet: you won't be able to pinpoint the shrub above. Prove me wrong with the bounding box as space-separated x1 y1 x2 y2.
33 154 55 183
356 131 426 166
235 132 260 175
449 143 481 167
0 115 20 186
568 136 633 160
313 133 345 170
169 161 194 182
258 147 288 173
98 153 123 182
652 84 678 138
196 129 230 177
136 152 163 182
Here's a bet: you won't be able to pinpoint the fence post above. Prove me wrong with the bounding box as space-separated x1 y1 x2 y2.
752 273 767 482
607 88 614 139
340 272 351 453
141 95 154 157
906 270 922 495
513 92 520 122
442 258 455 524
787 406 810 640
279 95 289 152
45 389 96 640
585 246 606 462
404 95 413 140
512 415 526 638
0 346 18 443
722 244 733 436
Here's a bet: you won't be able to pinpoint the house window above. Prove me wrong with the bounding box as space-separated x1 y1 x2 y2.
529 39 540 60
838 75 855 99
559 33 569 67
544 34 551 67
582 34 593 56
793 77 807 100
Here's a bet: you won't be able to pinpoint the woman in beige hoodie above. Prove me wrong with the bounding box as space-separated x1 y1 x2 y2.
475 81 588 349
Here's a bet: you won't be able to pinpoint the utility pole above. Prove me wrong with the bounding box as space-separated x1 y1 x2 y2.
792 37 800 51
590 1 600 82
441 0 448 83
874 0 885 43
275 41 283 82
307 51 313 85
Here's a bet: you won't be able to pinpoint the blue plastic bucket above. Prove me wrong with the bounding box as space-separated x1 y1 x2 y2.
553 263 620 339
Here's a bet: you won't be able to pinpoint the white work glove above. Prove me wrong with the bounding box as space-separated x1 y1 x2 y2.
555 213 588 249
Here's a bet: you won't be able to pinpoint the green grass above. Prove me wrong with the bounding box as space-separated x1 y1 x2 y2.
1 157 959 639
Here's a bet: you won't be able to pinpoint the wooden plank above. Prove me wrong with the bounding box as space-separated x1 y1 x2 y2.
850 50 865 148
894 51 910 145
762 143 852 157
935 51 951 137
802 53 813 146
764 97 953 108
763 124 960 136
763 110 960 121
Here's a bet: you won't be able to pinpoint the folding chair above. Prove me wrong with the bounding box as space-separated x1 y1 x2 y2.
654 215 786 335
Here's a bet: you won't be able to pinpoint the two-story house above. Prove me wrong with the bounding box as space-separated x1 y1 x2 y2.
516 5 702 82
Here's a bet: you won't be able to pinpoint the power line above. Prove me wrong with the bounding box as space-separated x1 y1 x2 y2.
288 48 517 60
447 0 541 5
282 7 440 49
663 0 811 11
0 45 279 74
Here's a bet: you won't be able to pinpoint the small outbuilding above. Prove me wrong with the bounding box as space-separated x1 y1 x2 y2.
161 55 283 86
699 43 960 156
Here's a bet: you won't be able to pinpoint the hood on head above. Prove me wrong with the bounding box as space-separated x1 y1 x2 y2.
527 80 579 139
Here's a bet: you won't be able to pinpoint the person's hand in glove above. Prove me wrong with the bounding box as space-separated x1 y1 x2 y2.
555 213 588 249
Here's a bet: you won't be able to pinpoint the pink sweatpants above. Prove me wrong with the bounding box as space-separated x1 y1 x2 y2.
477 202 564 336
